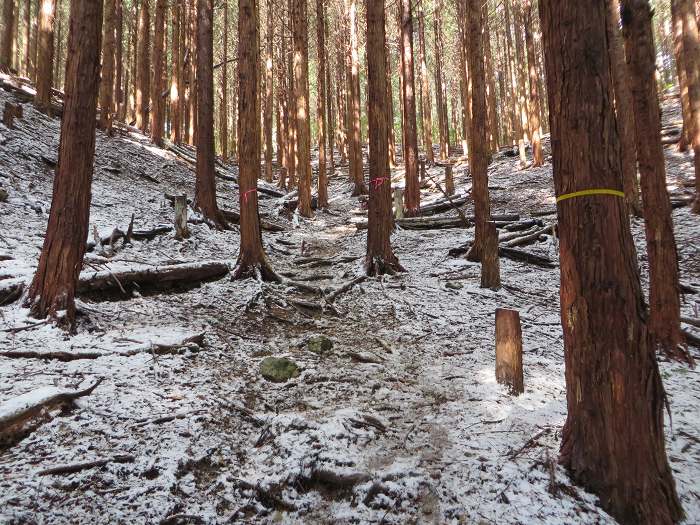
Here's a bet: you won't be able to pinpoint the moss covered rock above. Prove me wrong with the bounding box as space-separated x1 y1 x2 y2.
260 357 300 383
306 334 333 355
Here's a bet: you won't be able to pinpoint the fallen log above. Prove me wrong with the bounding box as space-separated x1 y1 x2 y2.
419 193 471 216
86 225 173 252
37 454 135 476
77 261 230 295
448 244 557 269
0 278 25 305
220 209 286 232
0 331 205 361
353 213 519 231
0 378 103 447
503 225 555 248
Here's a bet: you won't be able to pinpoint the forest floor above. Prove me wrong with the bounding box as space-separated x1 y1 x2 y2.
0 86 699 525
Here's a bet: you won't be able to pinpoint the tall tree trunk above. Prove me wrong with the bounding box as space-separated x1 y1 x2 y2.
315 0 328 208
276 24 288 187
263 0 273 182
504 0 520 147
365 0 403 276
219 0 227 158
136 0 150 131
387 40 396 169
128 1 138 123
400 0 419 216
347 0 366 195
170 0 181 142
434 12 448 160
0 0 13 70
25 0 103 331
114 0 124 120
418 6 433 162
22 0 30 76
674 0 700 213
286 4 297 190
606 0 642 216
484 13 499 152
325 13 334 173
540 0 685 523
99 0 116 132
513 2 529 166
523 0 543 166
234 0 276 280
672 0 692 151
293 0 312 215
465 0 491 264
34 0 56 113
623 1 688 358
150 0 166 145
194 0 225 227
188 0 197 144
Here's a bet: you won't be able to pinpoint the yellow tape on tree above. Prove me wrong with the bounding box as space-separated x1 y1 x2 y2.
556 188 625 203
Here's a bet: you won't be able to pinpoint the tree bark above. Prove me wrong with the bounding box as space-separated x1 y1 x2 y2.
22 0 30 76
434 12 448 160
263 0 273 182
540 0 685 523
623 1 688 359
347 0 366 196
0 0 13 70
25 0 103 331
523 0 543 166
194 0 225 228
170 0 181 142
606 0 642 216
399 0 420 217
465 0 492 264
99 0 116 132
418 6 433 163
34 0 56 113
233 0 276 280
219 0 227 158
365 0 403 276
315 0 328 208
293 0 312 215
672 1 692 151
674 0 700 213
513 2 529 166
114 0 124 120
135 0 150 131
150 0 166 145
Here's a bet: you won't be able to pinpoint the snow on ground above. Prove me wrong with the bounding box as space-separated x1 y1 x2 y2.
0 88 699 524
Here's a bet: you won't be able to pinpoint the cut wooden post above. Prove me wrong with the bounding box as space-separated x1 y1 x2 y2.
393 187 404 219
3 102 22 128
173 195 189 240
495 308 524 395
445 164 454 195
481 221 501 289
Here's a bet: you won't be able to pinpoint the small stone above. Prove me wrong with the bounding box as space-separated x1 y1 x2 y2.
260 357 300 383
445 281 463 290
306 334 333 355
0 188 7 202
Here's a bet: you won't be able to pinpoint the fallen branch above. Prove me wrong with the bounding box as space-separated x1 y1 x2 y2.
0 332 205 361
37 454 135 476
503 224 555 248
0 278 25 305
0 379 103 446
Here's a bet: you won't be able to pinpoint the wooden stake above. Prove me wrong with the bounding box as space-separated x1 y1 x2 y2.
495 308 523 395
174 195 189 240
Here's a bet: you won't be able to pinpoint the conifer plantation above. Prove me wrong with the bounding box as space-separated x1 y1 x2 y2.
0 1 698 523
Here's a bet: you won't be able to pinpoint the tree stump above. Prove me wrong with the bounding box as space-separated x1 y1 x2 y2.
3 102 22 129
495 308 524 395
481 221 501 289
173 195 190 240
393 187 404 219
445 164 454 195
